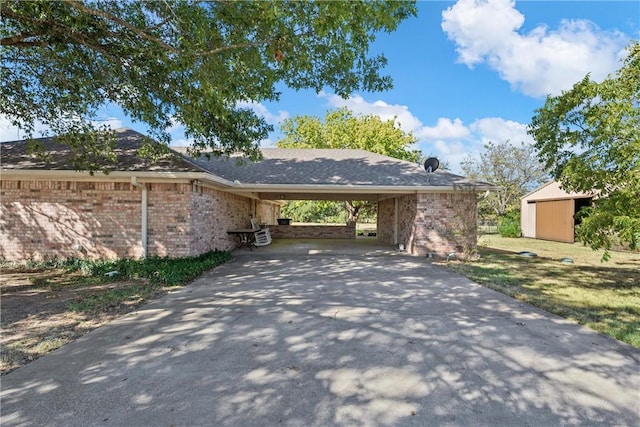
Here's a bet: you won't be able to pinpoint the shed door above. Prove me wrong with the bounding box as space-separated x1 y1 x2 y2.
535 200 575 243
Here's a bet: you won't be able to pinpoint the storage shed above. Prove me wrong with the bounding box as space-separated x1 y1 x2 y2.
520 181 593 243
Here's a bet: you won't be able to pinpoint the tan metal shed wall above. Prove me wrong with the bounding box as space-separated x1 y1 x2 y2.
521 199 536 238
522 180 589 202
535 200 575 243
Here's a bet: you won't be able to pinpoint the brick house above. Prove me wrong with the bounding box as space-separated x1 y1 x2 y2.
1 129 495 261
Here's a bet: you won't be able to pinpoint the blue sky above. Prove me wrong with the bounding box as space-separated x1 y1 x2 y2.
1 0 638 173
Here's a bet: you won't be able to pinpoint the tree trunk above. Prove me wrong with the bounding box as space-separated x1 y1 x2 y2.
345 201 360 225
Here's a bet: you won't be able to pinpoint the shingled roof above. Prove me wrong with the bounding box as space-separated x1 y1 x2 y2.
1 129 202 173
177 147 487 188
1 128 495 191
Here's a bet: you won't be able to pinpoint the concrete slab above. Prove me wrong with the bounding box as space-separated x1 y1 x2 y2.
2 246 639 426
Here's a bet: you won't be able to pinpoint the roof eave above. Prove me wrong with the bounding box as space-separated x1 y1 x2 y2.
230 183 500 193
0 169 499 192
0 169 235 188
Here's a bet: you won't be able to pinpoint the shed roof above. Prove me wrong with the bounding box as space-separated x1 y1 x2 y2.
521 180 593 202
1 129 496 195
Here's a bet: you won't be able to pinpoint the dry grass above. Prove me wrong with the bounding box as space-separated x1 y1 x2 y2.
1 251 231 375
445 236 640 347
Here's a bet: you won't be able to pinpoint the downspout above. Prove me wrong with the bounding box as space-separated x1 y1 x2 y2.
131 176 147 258
394 197 399 245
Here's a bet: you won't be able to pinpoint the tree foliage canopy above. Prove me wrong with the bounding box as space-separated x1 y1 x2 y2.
277 107 420 161
276 107 420 224
1 0 416 167
528 41 640 254
461 140 549 218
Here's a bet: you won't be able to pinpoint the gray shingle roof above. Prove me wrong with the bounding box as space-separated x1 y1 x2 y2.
1 129 202 173
1 129 494 189
179 147 483 187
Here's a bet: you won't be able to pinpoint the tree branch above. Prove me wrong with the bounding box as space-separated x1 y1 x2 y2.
62 0 179 52
0 32 43 47
195 39 274 57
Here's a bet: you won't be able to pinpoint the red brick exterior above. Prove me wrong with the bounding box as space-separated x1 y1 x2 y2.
269 224 355 239
377 192 478 257
1 177 476 261
0 179 277 262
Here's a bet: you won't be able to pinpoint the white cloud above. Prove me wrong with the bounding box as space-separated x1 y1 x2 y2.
0 115 49 142
170 138 193 147
418 117 533 173
236 101 289 125
319 92 470 141
416 118 470 140
317 92 536 173
166 116 184 134
316 92 534 171
431 139 482 171
319 92 423 134
91 117 123 130
442 0 628 97
468 117 534 145
259 138 276 148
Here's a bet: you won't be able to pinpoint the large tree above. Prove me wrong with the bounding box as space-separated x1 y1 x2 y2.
0 0 416 168
277 107 421 224
529 42 640 259
460 140 549 218
528 41 639 256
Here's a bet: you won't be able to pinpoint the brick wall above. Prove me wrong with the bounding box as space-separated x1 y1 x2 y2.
0 179 254 262
377 198 395 244
147 183 192 257
189 184 250 255
255 201 280 226
1 180 144 261
377 192 478 257
269 224 356 239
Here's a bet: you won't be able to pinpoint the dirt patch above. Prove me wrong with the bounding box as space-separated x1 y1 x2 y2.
1 267 163 375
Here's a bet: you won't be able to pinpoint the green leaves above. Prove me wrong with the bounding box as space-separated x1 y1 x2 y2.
0 1 417 169
278 107 420 162
529 41 640 255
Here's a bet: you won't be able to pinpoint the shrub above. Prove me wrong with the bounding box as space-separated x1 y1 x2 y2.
499 212 521 238
20 251 233 286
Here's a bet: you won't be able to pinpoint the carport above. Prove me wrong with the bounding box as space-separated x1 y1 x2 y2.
185 148 497 257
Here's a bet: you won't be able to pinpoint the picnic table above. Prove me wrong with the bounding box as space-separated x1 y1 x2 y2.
227 229 257 250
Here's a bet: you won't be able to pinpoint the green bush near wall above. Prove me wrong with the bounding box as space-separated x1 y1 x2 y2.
498 212 521 238
37 251 232 286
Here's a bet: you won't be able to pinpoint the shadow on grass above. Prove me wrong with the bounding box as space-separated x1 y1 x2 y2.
448 249 640 347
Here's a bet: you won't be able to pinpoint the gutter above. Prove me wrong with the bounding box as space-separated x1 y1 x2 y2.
230 183 501 193
0 169 499 192
0 169 235 188
130 176 147 258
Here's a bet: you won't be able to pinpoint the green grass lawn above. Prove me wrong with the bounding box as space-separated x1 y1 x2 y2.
446 236 640 347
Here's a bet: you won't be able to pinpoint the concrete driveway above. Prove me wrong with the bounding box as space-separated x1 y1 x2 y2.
2 240 639 426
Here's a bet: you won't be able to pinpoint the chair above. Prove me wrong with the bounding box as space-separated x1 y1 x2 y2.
250 219 272 247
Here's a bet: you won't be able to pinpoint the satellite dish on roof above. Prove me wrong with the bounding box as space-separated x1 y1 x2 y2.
424 157 439 173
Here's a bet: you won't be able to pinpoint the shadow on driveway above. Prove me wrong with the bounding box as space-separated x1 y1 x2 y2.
2 249 639 426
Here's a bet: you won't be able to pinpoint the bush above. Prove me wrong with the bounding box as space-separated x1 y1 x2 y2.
499 212 521 238
24 251 233 286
